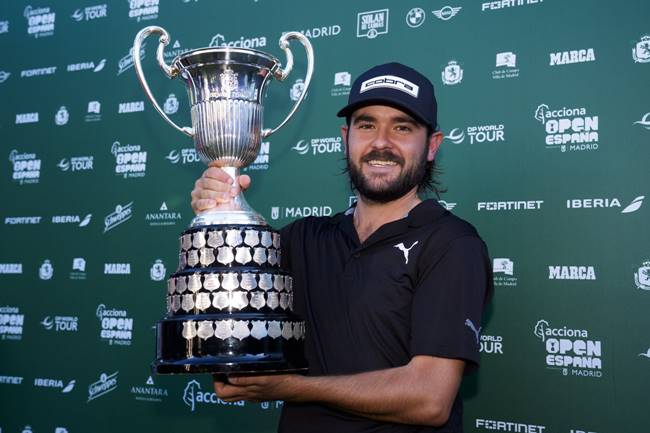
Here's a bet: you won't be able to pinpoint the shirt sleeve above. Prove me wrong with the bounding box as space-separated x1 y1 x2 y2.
410 235 493 370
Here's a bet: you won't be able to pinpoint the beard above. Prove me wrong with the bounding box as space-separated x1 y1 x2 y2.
347 146 428 204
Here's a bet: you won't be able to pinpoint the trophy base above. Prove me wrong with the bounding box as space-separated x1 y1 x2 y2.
153 357 308 376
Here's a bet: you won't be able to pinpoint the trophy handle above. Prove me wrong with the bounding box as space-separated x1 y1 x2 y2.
261 32 314 138
133 26 194 137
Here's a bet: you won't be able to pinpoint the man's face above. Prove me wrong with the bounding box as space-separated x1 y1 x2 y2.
342 105 439 203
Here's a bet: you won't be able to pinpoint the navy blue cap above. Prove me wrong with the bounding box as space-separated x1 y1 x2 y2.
337 62 437 129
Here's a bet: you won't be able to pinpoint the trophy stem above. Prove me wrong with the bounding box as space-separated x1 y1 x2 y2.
190 166 268 227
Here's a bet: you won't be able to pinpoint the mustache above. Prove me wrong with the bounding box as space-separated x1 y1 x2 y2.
360 150 404 165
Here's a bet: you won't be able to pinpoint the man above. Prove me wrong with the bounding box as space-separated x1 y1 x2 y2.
190 63 493 432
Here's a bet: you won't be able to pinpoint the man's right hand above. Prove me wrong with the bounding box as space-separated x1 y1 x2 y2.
190 163 251 215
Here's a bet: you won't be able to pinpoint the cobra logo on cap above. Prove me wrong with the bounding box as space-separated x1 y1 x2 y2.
359 75 419 98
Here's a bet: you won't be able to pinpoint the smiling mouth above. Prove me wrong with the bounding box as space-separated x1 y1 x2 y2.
366 160 398 167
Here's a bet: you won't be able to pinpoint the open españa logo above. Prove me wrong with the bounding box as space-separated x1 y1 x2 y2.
182 380 244 411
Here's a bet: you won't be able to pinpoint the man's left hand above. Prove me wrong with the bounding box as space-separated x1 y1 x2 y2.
213 374 304 403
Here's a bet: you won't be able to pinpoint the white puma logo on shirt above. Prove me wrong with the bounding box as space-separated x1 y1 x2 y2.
464 319 481 345
394 241 419 264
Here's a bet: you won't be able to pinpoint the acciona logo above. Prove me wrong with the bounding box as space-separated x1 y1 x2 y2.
477 200 543 211
243 141 271 171
58 156 94 172
0 263 23 274
71 4 107 22
145 202 182 227
67 59 106 73
534 103 599 153
548 265 596 281
118 45 145 76
9 150 41 184
165 148 200 165
533 319 603 378
281 23 341 40
550 48 596 66
34 378 76 393
111 141 147 178
103 202 134 233
446 124 505 144
0 306 25 341
87 371 118 402
24 5 56 38
40 315 79 332
209 33 267 49
292 137 343 156
566 196 644 213
20 66 56 78
270 205 333 220
182 380 245 412
104 263 131 275
357 9 389 39
128 0 159 22
96 304 133 345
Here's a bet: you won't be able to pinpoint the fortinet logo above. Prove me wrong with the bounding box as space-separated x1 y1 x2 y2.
5 216 41 225
566 196 644 213
104 263 131 275
475 419 546 432
548 266 596 280
481 0 544 12
550 48 596 66
20 66 56 78
477 200 543 211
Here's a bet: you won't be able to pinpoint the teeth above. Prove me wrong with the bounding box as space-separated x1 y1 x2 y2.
368 160 397 166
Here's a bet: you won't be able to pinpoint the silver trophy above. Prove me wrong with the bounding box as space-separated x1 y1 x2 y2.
133 26 313 374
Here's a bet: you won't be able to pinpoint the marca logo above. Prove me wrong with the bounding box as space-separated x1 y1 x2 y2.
446 124 505 144
475 419 547 432
533 319 603 378
0 71 10 83
87 371 118 402
567 196 644 213
58 156 94 172
131 376 168 402
5 217 40 225
634 112 650 130
96 304 133 345
118 101 144 114
534 104 599 152
9 150 41 184
34 378 75 393
52 214 92 225
146 202 182 226
118 45 145 76
281 23 341 40
479 334 504 355
634 261 650 291
243 141 270 171
492 52 519 79
128 0 159 22
433 6 462 21
550 48 596 66
477 200 543 211
493 258 517 287
104 263 131 275
405 8 426 28
67 59 106 72
0 306 24 341
292 137 342 156
104 202 134 233
0 263 23 274
41 315 79 332
209 33 267 49
71 4 107 22
182 380 245 411
20 66 56 78
15 112 39 124
270 206 333 220
0 375 23 384
357 9 389 39
548 265 596 280
632 35 650 63
441 60 463 85
481 0 544 12
150 259 166 281
165 148 200 165
24 5 56 38
112 141 147 178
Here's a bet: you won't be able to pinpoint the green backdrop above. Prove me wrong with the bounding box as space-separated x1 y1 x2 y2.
1 1 649 432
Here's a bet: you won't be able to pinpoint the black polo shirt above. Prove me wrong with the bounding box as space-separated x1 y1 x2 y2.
277 199 493 433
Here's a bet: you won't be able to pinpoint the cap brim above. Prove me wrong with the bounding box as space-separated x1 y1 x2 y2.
336 96 432 128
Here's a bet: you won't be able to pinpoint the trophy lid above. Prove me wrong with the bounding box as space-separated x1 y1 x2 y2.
173 47 280 73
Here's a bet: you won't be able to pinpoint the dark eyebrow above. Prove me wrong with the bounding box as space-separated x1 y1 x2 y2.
392 115 420 128
351 114 376 125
